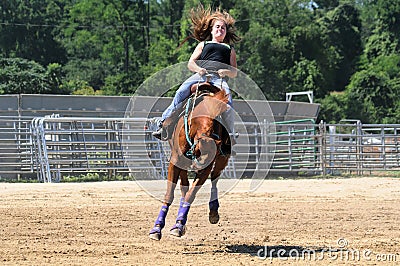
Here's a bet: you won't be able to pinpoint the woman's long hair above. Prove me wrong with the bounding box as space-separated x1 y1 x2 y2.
189 5 241 45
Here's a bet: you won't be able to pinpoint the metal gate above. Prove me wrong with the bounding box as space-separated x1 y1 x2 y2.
1 115 399 182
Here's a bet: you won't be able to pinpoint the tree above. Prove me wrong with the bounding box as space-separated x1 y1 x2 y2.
318 3 362 92
46 63 69 94
284 58 324 94
317 91 347 123
0 0 67 65
0 57 49 94
59 0 148 92
362 30 398 62
346 67 395 123
373 0 400 40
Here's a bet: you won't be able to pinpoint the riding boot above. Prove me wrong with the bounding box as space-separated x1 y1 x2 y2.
152 127 166 140
152 119 167 140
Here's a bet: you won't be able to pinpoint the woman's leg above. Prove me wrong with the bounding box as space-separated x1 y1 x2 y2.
161 74 203 121
153 74 203 139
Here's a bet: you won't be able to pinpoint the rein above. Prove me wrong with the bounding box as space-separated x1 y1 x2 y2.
184 96 198 159
183 75 225 162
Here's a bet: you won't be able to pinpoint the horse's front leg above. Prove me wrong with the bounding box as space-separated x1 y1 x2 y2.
149 163 180 241
179 169 189 207
170 164 214 237
209 155 230 224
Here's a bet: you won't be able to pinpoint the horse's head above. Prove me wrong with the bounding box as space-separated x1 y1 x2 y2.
192 133 222 169
170 89 230 170
189 90 228 169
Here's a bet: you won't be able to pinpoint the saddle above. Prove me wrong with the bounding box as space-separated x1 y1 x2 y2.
190 82 221 95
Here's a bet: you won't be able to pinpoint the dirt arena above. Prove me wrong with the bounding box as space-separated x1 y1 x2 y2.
1 177 399 265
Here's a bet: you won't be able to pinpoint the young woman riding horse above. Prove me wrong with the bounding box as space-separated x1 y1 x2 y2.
149 6 240 240
152 5 240 140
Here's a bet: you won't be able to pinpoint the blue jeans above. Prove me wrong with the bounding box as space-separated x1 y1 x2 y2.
161 73 232 121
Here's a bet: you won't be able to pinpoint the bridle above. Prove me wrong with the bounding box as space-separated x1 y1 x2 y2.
183 72 224 164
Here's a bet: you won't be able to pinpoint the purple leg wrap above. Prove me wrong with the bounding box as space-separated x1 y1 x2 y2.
150 205 169 234
176 202 191 225
170 220 186 232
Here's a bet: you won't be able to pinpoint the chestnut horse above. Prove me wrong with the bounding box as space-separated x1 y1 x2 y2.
149 84 232 241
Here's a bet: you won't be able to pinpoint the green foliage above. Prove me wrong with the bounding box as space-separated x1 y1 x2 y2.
346 69 393 123
346 53 400 123
62 79 95 95
0 0 399 124
318 3 362 92
0 0 67 65
317 92 347 123
0 57 49 94
46 63 68 94
103 72 139 95
61 172 133 182
283 58 324 95
362 30 398 62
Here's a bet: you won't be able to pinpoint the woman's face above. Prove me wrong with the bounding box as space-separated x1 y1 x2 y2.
211 19 227 42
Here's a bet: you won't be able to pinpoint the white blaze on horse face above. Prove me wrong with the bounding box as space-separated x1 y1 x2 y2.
193 137 217 170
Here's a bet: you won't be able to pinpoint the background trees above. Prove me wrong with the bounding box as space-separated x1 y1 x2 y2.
0 0 399 123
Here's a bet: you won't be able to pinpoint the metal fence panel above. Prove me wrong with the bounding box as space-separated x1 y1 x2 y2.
0 116 34 179
1 114 400 182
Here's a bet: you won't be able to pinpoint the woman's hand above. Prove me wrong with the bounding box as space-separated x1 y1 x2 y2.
218 69 236 78
198 68 207 76
217 69 228 78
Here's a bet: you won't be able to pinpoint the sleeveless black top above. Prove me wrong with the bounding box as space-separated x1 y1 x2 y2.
198 42 231 71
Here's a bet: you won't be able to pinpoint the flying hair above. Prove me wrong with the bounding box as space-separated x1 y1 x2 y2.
189 5 241 45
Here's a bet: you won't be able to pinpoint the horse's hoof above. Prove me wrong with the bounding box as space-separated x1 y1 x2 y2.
149 226 162 241
170 228 182 237
209 210 220 224
170 223 186 237
149 232 161 241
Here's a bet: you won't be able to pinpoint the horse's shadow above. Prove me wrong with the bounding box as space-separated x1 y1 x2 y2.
226 244 330 259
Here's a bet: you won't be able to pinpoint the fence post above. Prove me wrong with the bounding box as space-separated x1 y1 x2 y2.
319 121 326 176
356 120 363 175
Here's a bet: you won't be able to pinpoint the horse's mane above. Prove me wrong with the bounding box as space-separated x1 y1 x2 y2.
193 90 229 119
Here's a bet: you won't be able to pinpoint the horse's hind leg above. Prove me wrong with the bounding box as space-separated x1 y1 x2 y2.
149 163 180 241
209 155 230 224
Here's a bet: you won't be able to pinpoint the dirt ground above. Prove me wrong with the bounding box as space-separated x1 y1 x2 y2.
1 177 399 265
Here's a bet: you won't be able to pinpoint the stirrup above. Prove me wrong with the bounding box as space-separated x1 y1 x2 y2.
230 132 239 139
152 127 166 140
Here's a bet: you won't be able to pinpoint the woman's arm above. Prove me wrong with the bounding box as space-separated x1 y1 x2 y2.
218 47 237 78
187 42 207 76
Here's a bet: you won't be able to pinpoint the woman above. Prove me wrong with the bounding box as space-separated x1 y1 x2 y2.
153 5 241 140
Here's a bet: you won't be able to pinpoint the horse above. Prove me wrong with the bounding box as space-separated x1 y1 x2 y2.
149 82 233 241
